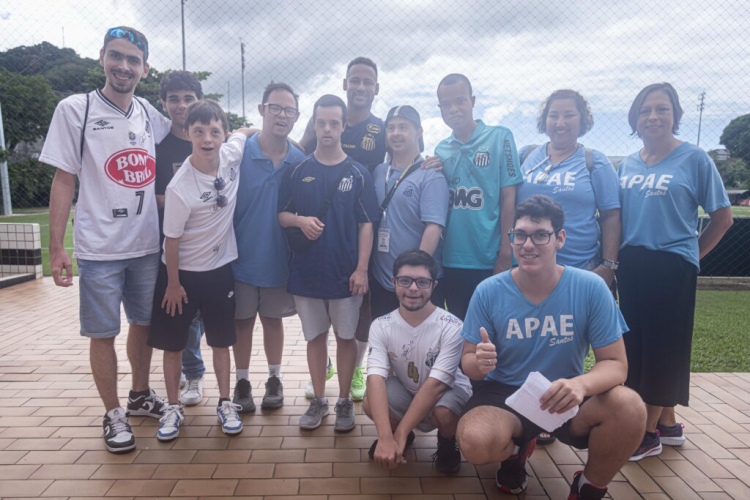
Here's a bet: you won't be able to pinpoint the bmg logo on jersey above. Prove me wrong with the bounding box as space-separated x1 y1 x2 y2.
449 186 484 210
104 148 155 188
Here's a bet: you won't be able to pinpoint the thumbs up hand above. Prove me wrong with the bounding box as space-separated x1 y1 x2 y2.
475 327 497 375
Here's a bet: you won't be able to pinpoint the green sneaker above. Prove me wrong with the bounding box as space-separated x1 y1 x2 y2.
350 365 366 401
305 357 336 399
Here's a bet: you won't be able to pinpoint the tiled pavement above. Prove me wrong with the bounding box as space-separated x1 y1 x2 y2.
1 279 750 500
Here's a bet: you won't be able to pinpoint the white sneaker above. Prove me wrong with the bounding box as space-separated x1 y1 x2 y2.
180 376 204 406
179 373 187 389
157 404 184 442
217 400 243 435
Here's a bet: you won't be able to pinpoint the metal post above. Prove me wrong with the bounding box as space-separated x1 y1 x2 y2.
181 0 187 70
697 91 706 147
0 102 12 216
240 42 246 123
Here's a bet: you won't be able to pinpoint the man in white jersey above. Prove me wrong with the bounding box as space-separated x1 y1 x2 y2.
41 27 171 454
364 250 471 473
457 195 645 500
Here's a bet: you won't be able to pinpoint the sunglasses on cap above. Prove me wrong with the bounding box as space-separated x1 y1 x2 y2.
106 27 149 60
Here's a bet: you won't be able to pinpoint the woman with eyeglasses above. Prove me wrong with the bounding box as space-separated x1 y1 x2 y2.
617 83 733 461
516 90 622 445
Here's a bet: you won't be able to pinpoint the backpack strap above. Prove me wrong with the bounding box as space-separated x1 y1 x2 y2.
521 144 539 165
79 93 90 161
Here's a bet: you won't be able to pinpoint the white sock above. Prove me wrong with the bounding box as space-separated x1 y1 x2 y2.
268 365 281 378
578 473 602 492
319 397 328 405
356 340 368 367
512 445 520 456
337 397 351 405
236 369 249 381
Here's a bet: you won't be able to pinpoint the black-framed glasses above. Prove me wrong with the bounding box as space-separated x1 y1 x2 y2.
264 103 298 118
106 27 149 60
508 230 556 246
394 276 435 289
214 177 228 208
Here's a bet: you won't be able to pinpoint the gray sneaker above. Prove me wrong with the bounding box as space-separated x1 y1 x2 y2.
232 379 256 413
334 399 355 432
261 376 284 409
299 398 329 430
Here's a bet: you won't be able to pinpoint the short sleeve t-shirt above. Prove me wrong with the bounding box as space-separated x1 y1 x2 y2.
233 134 306 288
278 156 380 299
517 145 621 268
435 120 523 269
39 90 171 260
372 158 450 291
368 308 472 395
155 132 192 243
305 113 386 173
618 142 730 269
162 133 248 271
462 267 628 387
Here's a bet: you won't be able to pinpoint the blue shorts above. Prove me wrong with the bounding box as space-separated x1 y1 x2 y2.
77 253 160 338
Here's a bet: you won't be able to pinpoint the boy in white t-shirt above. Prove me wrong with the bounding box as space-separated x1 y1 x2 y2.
148 99 253 442
364 250 472 473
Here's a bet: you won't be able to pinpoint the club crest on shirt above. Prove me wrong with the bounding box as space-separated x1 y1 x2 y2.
212 243 220 253
425 349 439 368
474 148 491 167
128 131 137 146
361 135 376 151
338 176 354 192
403 186 413 197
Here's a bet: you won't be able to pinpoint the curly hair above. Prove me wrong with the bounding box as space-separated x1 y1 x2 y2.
537 89 594 137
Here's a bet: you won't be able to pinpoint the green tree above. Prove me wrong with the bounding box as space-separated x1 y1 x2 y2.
709 153 750 189
0 70 58 151
720 113 750 166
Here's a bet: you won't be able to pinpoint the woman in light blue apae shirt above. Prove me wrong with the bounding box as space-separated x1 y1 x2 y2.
617 83 733 462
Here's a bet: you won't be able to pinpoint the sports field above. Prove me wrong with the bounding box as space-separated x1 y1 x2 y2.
0 209 75 276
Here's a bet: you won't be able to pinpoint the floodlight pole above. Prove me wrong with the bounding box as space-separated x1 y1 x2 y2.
181 0 187 70
240 42 246 122
697 91 706 147
0 102 12 216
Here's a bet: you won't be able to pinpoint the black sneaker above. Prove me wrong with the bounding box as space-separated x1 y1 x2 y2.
568 471 608 500
232 378 256 413
368 431 416 459
495 438 536 494
261 376 284 409
126 388 166 419
432 433 461 473
103 407 136 454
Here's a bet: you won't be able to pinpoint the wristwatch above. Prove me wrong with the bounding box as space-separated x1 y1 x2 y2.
601 259 619 271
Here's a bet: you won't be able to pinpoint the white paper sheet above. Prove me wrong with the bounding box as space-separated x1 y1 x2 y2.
505 371 579 432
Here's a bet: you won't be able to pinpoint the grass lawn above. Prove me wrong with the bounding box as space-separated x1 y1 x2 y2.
700 205 750 217
0 211 75 276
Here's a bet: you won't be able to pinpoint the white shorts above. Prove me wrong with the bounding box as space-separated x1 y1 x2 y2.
234 281 296 320
293 295 364 341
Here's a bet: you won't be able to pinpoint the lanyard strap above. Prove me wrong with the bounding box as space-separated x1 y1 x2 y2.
381 156 420 214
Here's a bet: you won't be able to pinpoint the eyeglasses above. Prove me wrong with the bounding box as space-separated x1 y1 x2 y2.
264 103 298 118
394 276 435 289
508 230 556 246
106 27 149 60
214 177 228 208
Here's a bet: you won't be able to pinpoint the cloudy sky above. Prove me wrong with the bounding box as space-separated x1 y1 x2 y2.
2 0 748 155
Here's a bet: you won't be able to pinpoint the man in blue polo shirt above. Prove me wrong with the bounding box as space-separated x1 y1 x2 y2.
279 94 379 432
435 74 523 320
231 83 305 413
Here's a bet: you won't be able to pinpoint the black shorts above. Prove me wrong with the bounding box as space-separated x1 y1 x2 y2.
149 263 236 352
369 277 447 321
442 267 493 321
462 379 590 450
617 246 698 407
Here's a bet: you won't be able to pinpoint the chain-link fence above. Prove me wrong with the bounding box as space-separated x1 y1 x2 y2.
0 0 749 276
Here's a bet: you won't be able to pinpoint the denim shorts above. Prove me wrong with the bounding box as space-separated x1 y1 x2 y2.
77 252 160 338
